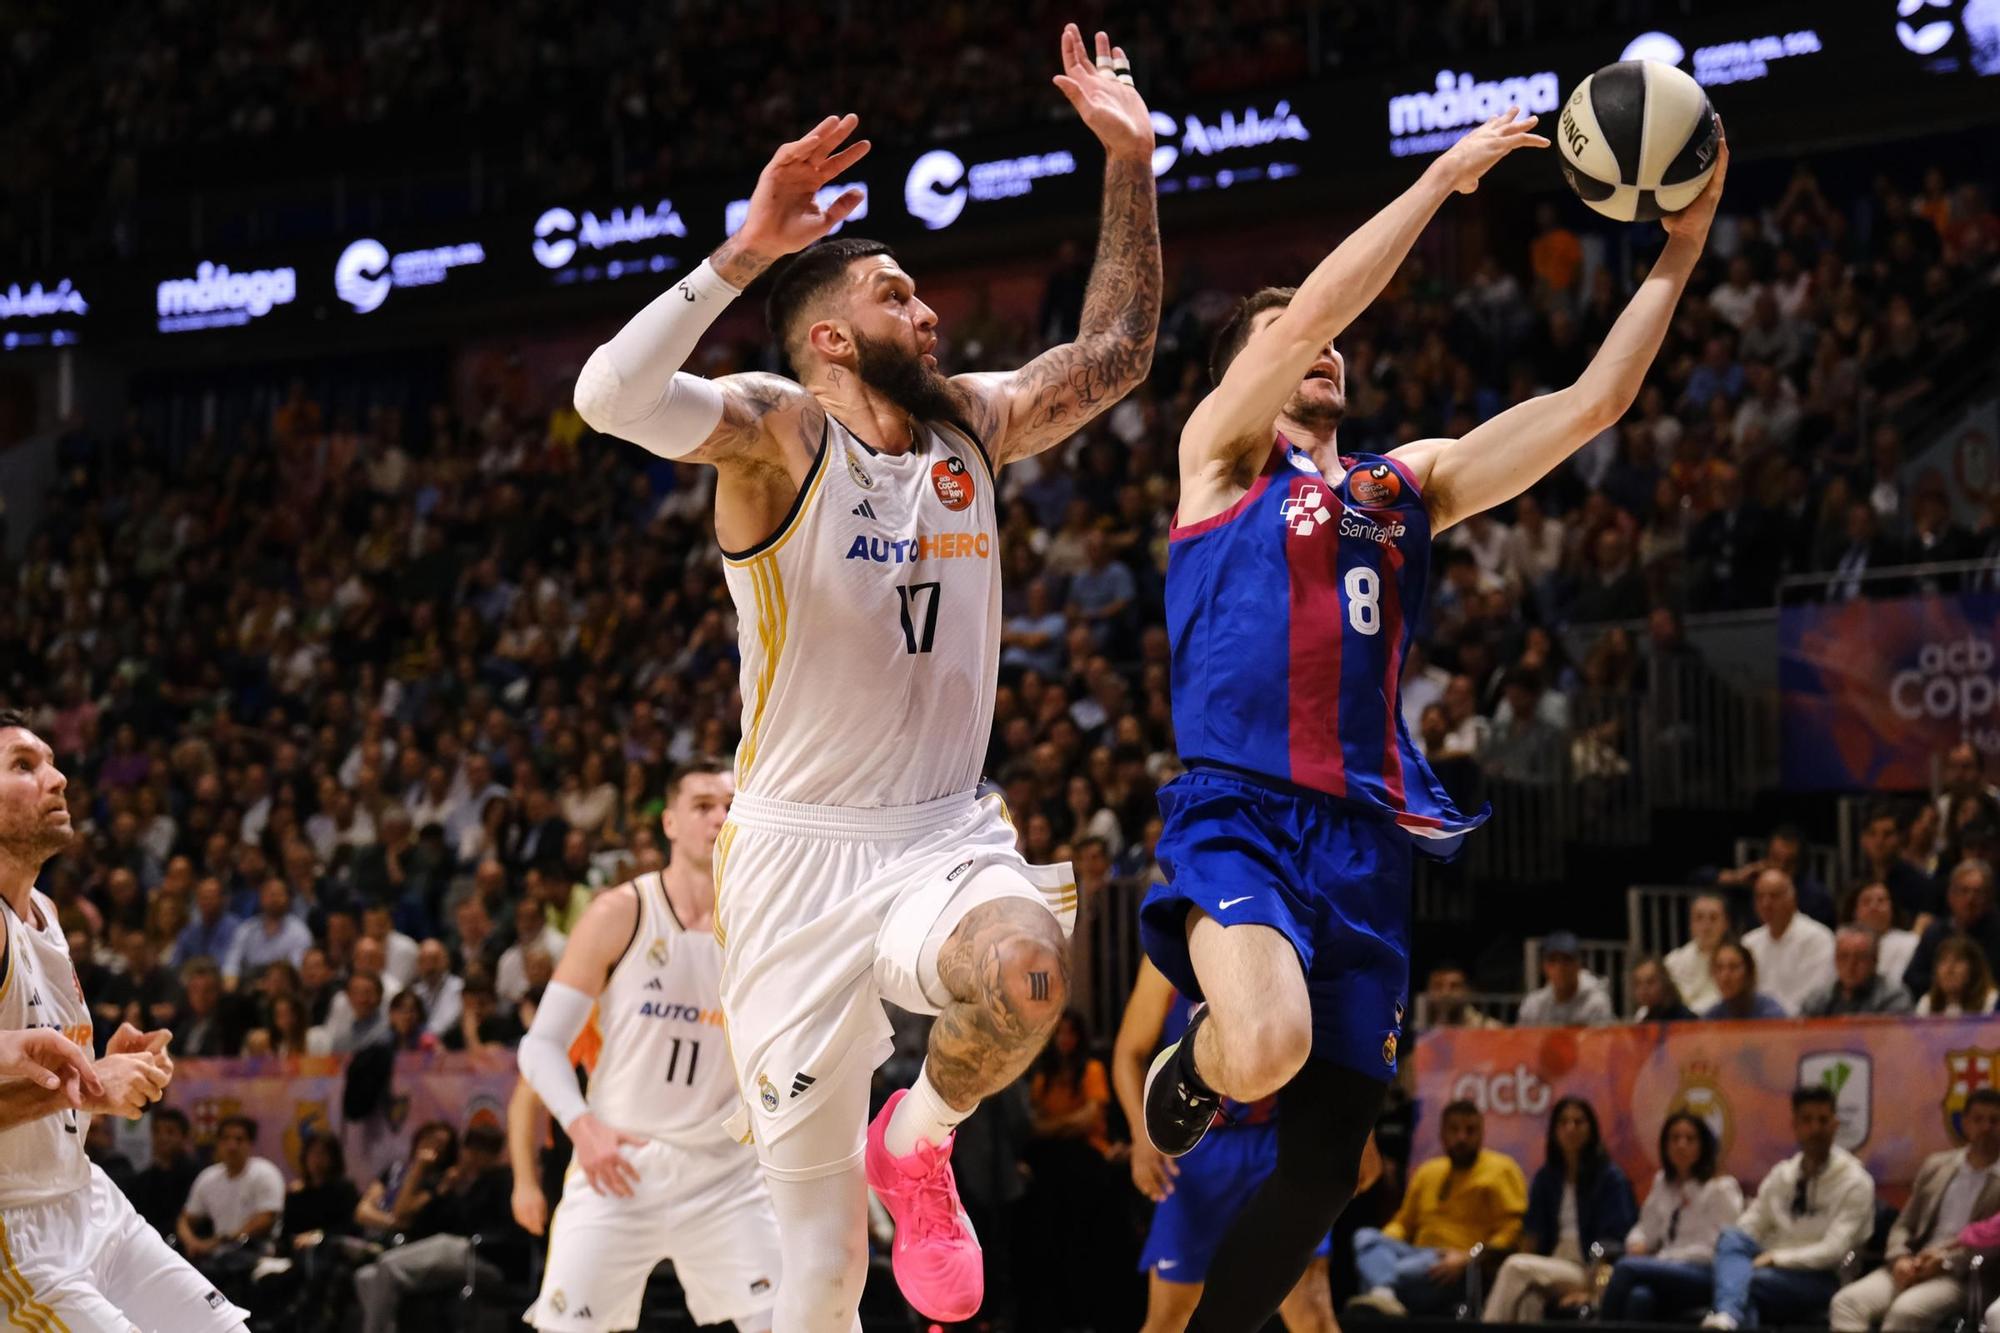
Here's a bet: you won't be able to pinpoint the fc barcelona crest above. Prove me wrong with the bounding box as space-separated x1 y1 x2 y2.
1944 1048 1999 1142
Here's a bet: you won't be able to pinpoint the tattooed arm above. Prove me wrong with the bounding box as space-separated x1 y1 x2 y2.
953 25 1161 466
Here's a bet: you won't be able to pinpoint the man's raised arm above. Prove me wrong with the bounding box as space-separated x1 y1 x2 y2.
954 25 1162 465
573 115 871 465
1397 139 1728 532
1184 109 1548 472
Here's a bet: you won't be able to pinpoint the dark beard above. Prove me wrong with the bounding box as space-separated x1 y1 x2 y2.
1285 383 1347 430
853 333 968 435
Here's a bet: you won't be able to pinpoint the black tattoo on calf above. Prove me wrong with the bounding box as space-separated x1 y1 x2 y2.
925 898 1070 1108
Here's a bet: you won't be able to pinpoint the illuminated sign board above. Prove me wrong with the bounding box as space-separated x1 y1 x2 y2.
335 237 485 314
1149 100 1311 194
1893 0 2000 75
904 148 1077 230
156 261 297 333
725 184 869 239
0 279 87 350
1622 28 1825 84
533 200 691 285
1387 69 1561 157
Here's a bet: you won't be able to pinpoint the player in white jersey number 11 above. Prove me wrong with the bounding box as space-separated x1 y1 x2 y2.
572 23 1160 1331
0 707 253 1331
516 760 784 1333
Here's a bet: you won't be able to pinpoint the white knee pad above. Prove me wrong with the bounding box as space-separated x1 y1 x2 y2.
876 861 1055 1011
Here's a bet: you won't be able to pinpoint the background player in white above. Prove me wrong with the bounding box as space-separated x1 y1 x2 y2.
518 760 782 1333
571 24 1159 1331
0 706 252 1331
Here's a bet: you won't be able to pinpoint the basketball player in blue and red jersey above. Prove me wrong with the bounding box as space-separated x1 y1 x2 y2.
1140 113 1729 1331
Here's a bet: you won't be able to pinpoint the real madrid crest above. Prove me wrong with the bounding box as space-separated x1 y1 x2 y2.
844 447 875 490
758 1073 780 1113
646 937 668 967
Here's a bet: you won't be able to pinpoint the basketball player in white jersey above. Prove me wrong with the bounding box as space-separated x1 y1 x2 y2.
518 760 783 1333
0 707 256 1331
572 25 1159 1329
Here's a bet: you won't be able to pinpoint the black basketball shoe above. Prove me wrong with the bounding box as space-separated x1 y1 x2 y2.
1143 1001 1223 1157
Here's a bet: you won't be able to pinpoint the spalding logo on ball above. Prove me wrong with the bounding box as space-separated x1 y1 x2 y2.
1557 59 1719 222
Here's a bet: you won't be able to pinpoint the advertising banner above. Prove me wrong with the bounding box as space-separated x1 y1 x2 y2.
156 1048 518 1188
1415 1017 1999 1206
7 3 1994 355
1780 592 2000 791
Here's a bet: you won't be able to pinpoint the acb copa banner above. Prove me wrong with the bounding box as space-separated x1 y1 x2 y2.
1780 591 2000 791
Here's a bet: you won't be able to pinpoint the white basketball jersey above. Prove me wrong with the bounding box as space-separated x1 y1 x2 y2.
0 890 93 1208
585 873 735 1148
722 413 1000 808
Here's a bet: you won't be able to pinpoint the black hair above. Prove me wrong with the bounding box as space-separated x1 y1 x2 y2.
1546 1096 1608 1189
153 1107 191 1133
1033 1008 1094 1094
1209 286 1298 386
1791 1085 1837 1112
1659 1111 1719 1183
1967 1088 2000 1114
1441 1098 1482 1123
218 1114 259 1141
765 237 896 369
463 1123 505 1156
0 708 30 732
664 756 732 805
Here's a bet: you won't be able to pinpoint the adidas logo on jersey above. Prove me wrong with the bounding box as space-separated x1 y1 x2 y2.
852 499 877 519
643 978 664 991
790 1072 816 1099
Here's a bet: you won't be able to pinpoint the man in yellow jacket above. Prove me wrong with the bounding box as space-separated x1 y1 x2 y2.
1349 1099 1527 1317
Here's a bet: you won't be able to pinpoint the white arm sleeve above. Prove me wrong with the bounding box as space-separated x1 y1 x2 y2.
572 259 739 458
517 980 595 1131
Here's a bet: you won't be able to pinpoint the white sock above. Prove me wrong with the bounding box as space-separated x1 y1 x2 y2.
884 1063 969 1156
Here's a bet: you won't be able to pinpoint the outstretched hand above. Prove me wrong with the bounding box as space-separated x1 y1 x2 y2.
1435 107 1550 195
1052 23 1154 163
735 114 873 259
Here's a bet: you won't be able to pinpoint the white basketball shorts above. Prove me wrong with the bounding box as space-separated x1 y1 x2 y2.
713 788 1075 1175
0 1164 251 1333
525 1137 779 1331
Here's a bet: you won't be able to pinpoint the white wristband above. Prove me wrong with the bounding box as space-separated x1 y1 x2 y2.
518 981 594 1130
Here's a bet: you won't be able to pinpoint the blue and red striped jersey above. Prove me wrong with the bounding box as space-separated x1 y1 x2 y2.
1166 437 1486 851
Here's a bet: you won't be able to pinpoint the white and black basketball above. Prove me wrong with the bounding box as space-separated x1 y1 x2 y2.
1556 60 1719 222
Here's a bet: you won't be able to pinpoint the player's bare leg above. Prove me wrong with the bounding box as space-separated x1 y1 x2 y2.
866 893 1067 1322
1277 1257 1340 1333
1185 911 1312 1101
1142 1274 1205 1333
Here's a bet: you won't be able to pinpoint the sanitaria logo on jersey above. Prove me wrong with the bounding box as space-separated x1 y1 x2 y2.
155 262 297 333
1387 69 1560 157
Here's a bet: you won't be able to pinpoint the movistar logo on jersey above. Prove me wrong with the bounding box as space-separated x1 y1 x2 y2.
635 1001 725 1026
844 532 992 563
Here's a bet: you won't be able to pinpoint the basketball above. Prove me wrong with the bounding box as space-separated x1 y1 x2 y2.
1556 59 1720 222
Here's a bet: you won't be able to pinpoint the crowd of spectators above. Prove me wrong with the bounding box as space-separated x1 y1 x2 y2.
1460 768 2000 1034
3 0 1756 265
1341 1086 2000 1333
4 104 2000 1328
